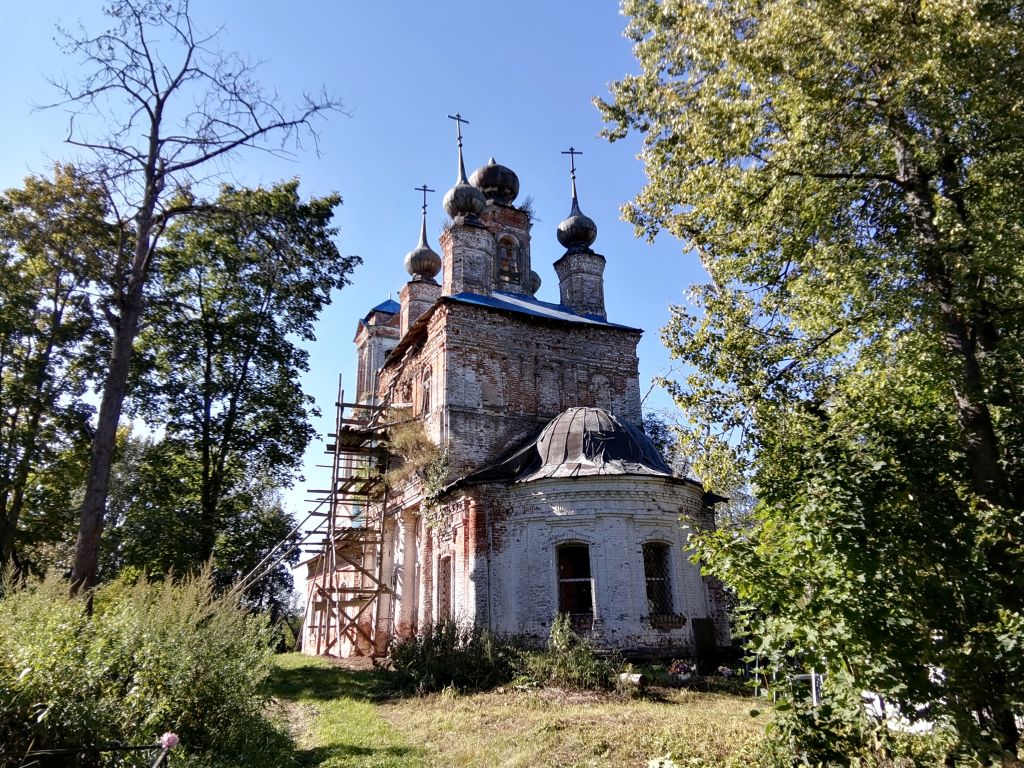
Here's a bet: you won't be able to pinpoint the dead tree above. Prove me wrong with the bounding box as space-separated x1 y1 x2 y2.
45 0 344 591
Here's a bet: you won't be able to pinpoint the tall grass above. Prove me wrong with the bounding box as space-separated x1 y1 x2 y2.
0 572 289 768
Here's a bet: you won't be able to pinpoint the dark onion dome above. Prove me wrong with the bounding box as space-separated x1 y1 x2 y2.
404 210 442 280
529 269 542 295
556 188 597 253
444 139 486 221
526 407 673 479
469 157 520 206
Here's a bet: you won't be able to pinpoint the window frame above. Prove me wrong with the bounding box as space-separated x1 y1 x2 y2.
555 542 595 631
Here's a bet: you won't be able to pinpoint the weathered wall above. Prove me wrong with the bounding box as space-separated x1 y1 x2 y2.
440 303 643 471
425 476 724 654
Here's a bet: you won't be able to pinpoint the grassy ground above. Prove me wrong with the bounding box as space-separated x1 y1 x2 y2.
269 653 766 768
270 653 424 768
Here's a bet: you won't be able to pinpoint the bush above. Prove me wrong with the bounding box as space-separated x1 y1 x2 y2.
386 621 522 694
0 572 288 768
523 614 620 691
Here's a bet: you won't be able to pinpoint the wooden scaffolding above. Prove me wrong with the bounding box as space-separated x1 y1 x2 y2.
237 377 396 657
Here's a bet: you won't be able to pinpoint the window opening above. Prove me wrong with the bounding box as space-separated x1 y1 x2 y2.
643 542 675 622
420 367 431 414
497 235 520 283
438 555 453 622
557 544 593 630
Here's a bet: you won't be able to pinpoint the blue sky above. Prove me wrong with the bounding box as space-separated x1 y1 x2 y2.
0 2 707 515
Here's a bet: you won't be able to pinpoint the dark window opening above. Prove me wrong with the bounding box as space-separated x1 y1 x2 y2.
498 235 520 283
557 544 593 630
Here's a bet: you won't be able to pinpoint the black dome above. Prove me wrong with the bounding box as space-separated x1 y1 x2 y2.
529 407 672 478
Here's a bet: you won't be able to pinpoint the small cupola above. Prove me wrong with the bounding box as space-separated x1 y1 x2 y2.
553 146 606 319
404 184 442 281
400 185 442 336
442 112 486 224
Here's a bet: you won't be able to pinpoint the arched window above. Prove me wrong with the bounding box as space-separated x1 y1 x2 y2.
643 542 673 618
420 367 431 414
497 234 520 283
556 543 593 627
438 555 453 623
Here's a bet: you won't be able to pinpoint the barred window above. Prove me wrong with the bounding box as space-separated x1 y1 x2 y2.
557 544 593 626
643 542 673 617
498 235 520 282
438 555 453 622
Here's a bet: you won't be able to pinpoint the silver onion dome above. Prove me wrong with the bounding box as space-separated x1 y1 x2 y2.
556 147 597 253
529 269 542 295
469 157 519 206
443 113 486 221
404 209 442 280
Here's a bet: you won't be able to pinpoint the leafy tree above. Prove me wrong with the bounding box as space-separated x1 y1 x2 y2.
600 0 1023 760
100 433 299 621
47 0 343 590
0 166 111 571
135 181 356 563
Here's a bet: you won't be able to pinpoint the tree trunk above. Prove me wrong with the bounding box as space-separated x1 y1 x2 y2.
70 213 154 592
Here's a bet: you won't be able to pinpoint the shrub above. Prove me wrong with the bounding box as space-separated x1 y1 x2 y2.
0 572 288 768
386 622 522 694
523 614 620 691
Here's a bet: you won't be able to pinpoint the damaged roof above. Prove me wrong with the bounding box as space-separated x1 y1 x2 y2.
459 407 678 485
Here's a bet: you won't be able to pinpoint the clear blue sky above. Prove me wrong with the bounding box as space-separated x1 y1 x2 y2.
0 2 706 516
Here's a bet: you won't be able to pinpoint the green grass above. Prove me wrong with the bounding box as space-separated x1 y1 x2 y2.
270 654 424 768
269 653 764 768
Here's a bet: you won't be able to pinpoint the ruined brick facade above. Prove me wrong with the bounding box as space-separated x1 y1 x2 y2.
303 154 729 658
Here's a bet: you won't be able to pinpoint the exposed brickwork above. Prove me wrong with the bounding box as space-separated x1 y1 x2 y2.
399 278 441 337
554 250 607 319
441 224 494 296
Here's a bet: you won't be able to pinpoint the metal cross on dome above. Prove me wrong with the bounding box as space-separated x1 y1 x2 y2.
561 145 583 181
415 184 435 214
447 112 469 147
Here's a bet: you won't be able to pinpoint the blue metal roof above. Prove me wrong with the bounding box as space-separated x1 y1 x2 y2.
361 298 400 323
448 291 640 331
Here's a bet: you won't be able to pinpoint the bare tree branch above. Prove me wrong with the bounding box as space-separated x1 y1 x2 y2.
46 0 347 591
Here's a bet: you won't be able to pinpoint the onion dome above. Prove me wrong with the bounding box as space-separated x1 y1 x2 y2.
443 113 487 221
529 269 542 295
469 157 519 206
556 177 597 253
404 208 442 280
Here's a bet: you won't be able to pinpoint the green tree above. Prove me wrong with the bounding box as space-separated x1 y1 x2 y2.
48 0 343 590
100 433 299 620
135 181 356 562
599 0 1023 761
0 166 111 571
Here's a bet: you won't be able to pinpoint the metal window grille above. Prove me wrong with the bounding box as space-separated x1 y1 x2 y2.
643 542 673 617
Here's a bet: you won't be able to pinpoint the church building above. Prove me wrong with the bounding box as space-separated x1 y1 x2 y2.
301 120 730 659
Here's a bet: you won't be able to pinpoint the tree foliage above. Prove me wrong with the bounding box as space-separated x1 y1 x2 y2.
0 166 111 572
135 180 356 562
600 0 1024 761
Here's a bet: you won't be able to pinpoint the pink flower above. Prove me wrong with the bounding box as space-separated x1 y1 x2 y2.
159 732 179 750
